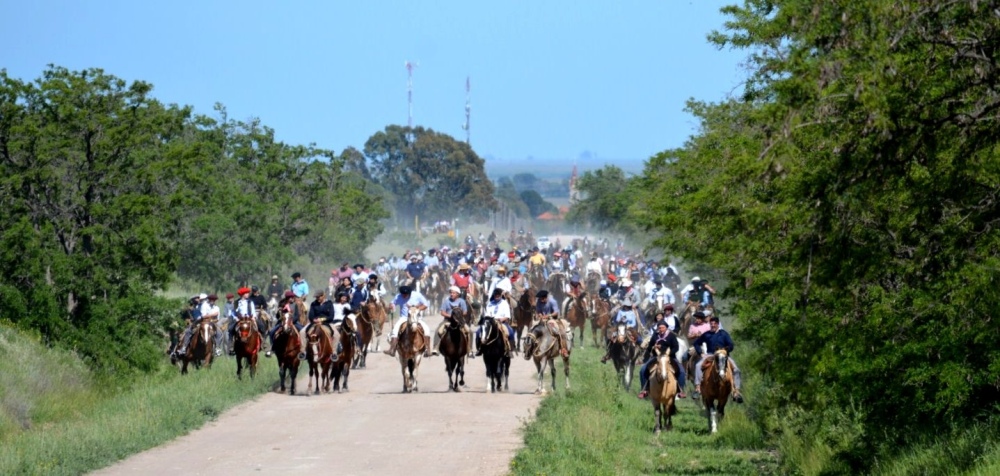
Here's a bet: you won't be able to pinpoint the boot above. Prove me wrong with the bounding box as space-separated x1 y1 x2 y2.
383 337 397 357
474 337 483 356
423 340 432 358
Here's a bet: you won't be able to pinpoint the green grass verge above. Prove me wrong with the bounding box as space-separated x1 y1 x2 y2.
510 345 779 475
0 347 271 476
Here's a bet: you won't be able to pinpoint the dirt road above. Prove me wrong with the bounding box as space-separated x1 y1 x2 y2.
94 313 542 475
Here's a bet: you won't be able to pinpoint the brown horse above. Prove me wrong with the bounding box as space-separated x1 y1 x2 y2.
513 290 535 351
356 295 386 368
331 318 356 392
272 312 301 395
590 298 611 347
700 349 735 433
397 316 427 393
546 272 568 307
561 295 589 348
522 321 571 394
179 319 216 375
649 347 678 434
233 317 261 380
306 324 334 394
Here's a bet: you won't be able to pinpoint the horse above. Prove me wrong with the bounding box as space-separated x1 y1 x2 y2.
179 319 216 374
561 295 589 348
523 321 571 394
513 290 535 352
701 349 735 433
479 316 510 393
331 317 355 392
272 312 301 395
306 323 334 394
607 323 639 391
257 309 275 356
233 317 261 380
679 301 700 338
439 313 470 392
649 347 678 434
546 272 568 307
585 271 601 297
356 295 386 368
397 313 427 393
591 298 612 347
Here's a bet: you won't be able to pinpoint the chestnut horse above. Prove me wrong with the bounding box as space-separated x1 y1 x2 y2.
306 324 334 394
561 295 588 348
356 295 386 368
522 320 571 394
331 318 356 392
649 347 678 434
272 312 301 395
233 317 261 380
397 314 427 393
701 349 735 433
590 298 611 347
179 319 216 375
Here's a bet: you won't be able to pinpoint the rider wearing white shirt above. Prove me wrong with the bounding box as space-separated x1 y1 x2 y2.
383 286 433 358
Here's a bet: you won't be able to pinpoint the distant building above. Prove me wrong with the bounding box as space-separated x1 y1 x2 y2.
569 164 579 202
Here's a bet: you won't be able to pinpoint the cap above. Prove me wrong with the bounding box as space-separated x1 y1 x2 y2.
664 304 674 311
207 294 218 301
237 287 251 295
271 275 278 280
251 285 259 292
399 285 412 294
198 293 208 300
621 278 632 287
284 290 296 298
535 290 549 298
291 272 302 279
449 286 461 294
692 276 701 282
225 293 234 299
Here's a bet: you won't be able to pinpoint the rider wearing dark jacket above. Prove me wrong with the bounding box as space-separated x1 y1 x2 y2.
637 321 686 399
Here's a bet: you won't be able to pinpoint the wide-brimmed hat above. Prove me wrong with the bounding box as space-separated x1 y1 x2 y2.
458 263 471 271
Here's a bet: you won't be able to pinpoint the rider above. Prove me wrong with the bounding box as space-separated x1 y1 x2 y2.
290 272 309 298
173 294 204 356
585 255 603 278
488 265 512 299
351 263 368 284
435 286 470 355
229 287 255 343
528 247 547 279
598 280 612 302
681 277 701 306
350 278 369 315
476 287 515 357
534 290 569 357
265 290 306 357
451 263 473 297
692 316 744 403
366 273 387 302
383 285 433 358
662 304 680 333
330 291 352 326
636 320 686 400
600 294 642 363
405 255 426 285
298 289 334 360
266 275 282 300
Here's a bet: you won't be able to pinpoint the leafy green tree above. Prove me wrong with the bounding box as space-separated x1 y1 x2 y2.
364 125 496 224
565 165 639 234
495 177 531 218
519 190 557 218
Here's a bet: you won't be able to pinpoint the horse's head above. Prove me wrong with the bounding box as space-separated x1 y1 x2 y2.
713 349 729 378
615 324 627 343
237 318 253 342
522 330 538 360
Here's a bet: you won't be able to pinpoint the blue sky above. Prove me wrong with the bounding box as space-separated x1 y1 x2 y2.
2 1 747 168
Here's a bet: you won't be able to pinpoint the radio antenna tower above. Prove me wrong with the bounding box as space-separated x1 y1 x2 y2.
461 76 471 145
405 61 418 128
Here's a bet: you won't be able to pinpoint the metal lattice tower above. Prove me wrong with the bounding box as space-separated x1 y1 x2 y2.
405 61 418 128
461 76 471 145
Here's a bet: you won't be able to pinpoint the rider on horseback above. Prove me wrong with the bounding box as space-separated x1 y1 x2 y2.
175 293 211 357
266 290 305 357
297 290 334 360
598 280 612 302
477 287 515 357
405 255 426 286
600 294 643 363
535 290 569 357
366 273 387 301
692 316 743 403
637 321 685 399
436 286 470 355
383 285 433 358
451 263 473 297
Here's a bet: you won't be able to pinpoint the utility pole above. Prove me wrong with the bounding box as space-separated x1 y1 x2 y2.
405 61 418 128
461 76 471 145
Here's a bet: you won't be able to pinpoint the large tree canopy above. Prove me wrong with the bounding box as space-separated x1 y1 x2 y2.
364 125 496 223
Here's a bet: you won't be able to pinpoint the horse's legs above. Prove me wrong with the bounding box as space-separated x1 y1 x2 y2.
236 355 243 380
410 358 419 393
534 360 546 394
563 356 571 391
342 363 350 392
289 365 297 395
654 405 662 434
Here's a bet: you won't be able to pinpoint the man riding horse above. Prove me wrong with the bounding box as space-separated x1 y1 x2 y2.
692 316 744 403
383 285 433 358
435 286 470 356
477 287 516 357
298 289 334 360
535 290 570 357
637 320 686 399
175 293 218 357
600 294 642 363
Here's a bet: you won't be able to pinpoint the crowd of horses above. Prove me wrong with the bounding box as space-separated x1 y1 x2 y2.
171 259 739 434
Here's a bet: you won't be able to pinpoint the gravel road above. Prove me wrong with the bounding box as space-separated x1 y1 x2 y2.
94 313 542 475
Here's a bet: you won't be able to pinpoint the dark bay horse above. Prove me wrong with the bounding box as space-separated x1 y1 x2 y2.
649 347 678 434
356 296 386 368
546 272 568 307
331 318 356 392
607 324 639 391
233 317 261 380
180 319 216 375
306 324 334 394
523 321 571 394
479 316 510 393
272 312 300 395
397 316 426 393
591 298 612 347
513 290 535 352
701 349 735 433
439 314 470 392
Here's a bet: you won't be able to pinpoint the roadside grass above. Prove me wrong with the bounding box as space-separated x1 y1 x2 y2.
510 345 779 476
0 324 271 476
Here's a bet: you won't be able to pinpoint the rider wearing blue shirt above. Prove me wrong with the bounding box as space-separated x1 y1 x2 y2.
290 272 309 298
692 316 743 403
600 294 643 363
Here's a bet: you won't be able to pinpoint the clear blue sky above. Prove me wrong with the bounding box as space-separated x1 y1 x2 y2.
2 1 747 166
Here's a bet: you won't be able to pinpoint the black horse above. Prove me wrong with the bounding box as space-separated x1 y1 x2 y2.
440 316 469 392
480 316 510 393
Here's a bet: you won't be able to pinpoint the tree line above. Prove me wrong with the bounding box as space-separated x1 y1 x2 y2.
569 1 1000 473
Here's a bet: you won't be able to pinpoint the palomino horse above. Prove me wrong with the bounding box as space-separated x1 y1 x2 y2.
701 349 735 433
439 314 470 392
591 298 612 347
397 313 427 393
179 319 216 375
272 312 301 395
331 318 355 392
607 324 639 391
561 295 589 348
649 347 678 434
306 324 334 394
233 317 261 380
356 295 387 368
480 316 510 393
513 290 535 352
523 321 571 394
